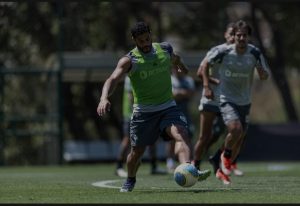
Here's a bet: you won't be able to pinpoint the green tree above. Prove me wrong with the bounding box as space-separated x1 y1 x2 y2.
1 2 299 165
250 3 299 122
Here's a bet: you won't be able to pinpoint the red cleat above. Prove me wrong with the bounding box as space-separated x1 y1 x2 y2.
231 163 244 176
220 152 232 175
216 169 231 185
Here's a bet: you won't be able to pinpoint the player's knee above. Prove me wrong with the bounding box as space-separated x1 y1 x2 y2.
129 147 145 159
230 127 243 139
177 125 189 138
168 125 189 141
227 121 243 137
175 141 190 154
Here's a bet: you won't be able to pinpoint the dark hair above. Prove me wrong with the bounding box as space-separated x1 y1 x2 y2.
226 22 235 30
131 22 151 38
233 20 252 35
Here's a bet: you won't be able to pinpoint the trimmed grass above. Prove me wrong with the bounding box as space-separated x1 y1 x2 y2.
0 162 299 203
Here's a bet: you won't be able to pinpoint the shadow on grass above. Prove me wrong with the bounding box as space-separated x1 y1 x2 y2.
136 187 241 193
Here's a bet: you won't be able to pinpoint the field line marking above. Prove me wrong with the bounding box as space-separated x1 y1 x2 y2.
267 164 291 171
92 179 121 189
92 180 238 191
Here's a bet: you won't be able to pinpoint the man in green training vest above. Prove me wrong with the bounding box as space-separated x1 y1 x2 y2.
97 21 211 192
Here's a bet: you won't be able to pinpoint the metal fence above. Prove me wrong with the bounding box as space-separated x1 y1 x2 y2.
0 68 63 165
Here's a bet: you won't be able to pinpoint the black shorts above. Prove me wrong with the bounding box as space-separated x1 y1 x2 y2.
129 106 188 147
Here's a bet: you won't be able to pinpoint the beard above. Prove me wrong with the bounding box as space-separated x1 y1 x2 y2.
137 45 152 53
237 41 247 49
234 40 248 54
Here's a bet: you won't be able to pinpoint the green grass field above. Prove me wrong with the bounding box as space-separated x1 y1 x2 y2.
0 161 299 203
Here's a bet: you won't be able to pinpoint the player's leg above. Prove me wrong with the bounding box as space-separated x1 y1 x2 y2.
229 104 250 176
126 146 146 177
166 124 211 181
165 124 190 163
207 114 226 148
231 132 246 176
216 168 231 185
215 124 241 185
193 111 216 170
165 120 193 174
120 110 162 192
231 155 244 176
120 146 146 192
209 145 223 174
220 103 244 176
221 120 243 175
207 115 226 174
162 106 211 182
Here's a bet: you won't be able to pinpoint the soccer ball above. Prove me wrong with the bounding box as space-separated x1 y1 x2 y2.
174 163 198 187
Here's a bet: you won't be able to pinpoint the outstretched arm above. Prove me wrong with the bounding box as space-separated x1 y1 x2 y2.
97 56 131 116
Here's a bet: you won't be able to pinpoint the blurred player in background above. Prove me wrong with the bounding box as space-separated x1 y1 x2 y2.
201 20 269 184
193 22 243 177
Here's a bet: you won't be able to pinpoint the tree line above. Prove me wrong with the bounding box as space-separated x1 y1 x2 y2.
0 2 299 164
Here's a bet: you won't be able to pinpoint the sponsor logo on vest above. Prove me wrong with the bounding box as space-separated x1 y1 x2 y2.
140 68 166 80
225 70 249 78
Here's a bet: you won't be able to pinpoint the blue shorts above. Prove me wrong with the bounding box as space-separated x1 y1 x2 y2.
129 106 188 147
220 102 251 131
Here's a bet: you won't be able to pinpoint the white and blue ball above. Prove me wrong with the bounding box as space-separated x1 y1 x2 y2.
174 163 198 187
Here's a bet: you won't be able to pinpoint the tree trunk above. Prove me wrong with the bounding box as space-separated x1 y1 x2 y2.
251 4 299 122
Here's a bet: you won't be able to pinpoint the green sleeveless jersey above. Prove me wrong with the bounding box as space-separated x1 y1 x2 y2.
128 43 173 105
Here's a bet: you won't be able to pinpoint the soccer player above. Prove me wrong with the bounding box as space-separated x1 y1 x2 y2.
201 20 269 184
166 67 196 173
97 21 211 192
193 22 244 178
116 76 167 177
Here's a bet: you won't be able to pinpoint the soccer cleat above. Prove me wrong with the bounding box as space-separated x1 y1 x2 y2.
120 178 136 192
208 155 220 174
220 152 231 176
231 163 244 176
116 168 128 178
216 169 231 185
151 167 168 175
197 169 211 181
